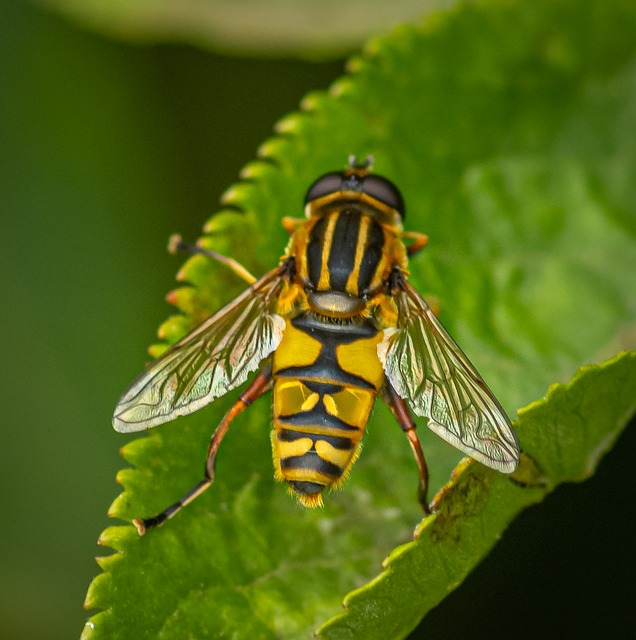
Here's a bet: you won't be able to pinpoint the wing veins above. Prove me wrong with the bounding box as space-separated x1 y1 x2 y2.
113 266 286 432
378 282 520 472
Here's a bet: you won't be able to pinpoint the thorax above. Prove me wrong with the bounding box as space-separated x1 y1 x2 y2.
288 207 403 319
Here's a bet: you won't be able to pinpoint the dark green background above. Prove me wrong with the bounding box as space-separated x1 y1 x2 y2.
1 2 633 638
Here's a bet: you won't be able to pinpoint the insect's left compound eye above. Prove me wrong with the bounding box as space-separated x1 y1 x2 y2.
304 172 345 205
362 175 406 219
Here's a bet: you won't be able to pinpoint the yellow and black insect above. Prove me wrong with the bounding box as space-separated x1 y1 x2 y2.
113 157 519 534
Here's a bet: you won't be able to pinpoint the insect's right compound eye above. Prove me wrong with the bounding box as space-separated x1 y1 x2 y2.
304 172 346 204
361 175 406 219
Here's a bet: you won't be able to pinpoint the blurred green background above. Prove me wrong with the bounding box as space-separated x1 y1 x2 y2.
1 1 633 638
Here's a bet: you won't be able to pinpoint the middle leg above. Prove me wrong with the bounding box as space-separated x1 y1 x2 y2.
133 365 273 535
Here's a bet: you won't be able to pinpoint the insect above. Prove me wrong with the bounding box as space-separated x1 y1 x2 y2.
113 157 520 535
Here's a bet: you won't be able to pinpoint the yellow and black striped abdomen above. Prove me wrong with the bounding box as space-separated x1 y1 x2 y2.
272 313 384 506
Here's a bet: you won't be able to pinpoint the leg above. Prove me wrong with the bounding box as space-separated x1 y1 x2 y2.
384 382 431 515
281 217 304 235
168 234 257 284
401 231 429 257
133 365 273 535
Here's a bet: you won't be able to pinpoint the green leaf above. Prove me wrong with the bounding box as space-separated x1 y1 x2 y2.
83 0 636 638
316 351 636 639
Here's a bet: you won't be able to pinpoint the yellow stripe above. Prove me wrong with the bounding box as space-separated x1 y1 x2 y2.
315 440 354 470
278 437 314 458
298 227 309 284
369 226 395 293
331 441 363 490
272 320 323 374
345 215 370 295
324 388 376 428
282 468 338 484
317 213 338 290
371 250 389 292
336 333 385 391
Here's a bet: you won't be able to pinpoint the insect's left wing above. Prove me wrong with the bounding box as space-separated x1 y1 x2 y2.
377 283 520 472
113 267 286 433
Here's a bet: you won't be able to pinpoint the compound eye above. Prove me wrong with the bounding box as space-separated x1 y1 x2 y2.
304 172 345 204
363 175 406 218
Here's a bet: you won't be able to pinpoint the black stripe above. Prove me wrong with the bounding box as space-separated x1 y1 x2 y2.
303 381 344 395
280 453 343 477
277 407 360 432
292 313 378 340
306 216 327 287
278 429 355 451
289 481 324 495
276 313 380 389
358 218 385 293
327 210 361 291
276 364 374 390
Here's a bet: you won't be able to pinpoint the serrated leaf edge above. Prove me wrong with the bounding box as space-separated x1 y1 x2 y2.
315 350 636 638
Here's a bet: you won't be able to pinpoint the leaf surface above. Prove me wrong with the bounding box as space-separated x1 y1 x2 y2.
83 0 636 637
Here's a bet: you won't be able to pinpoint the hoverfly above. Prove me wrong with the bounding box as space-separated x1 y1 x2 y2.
113 157 519 535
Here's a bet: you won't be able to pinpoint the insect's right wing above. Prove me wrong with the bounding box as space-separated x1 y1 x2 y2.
113 267 286 433
378 283 520 473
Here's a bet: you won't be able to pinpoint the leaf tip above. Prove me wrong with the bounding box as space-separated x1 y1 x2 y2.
98 525 137 550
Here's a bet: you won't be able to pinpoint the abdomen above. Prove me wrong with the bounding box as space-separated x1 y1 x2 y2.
271 313 384 506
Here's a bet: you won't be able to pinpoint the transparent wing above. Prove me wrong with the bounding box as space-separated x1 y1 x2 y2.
378 283 519 472
113 267 286 433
